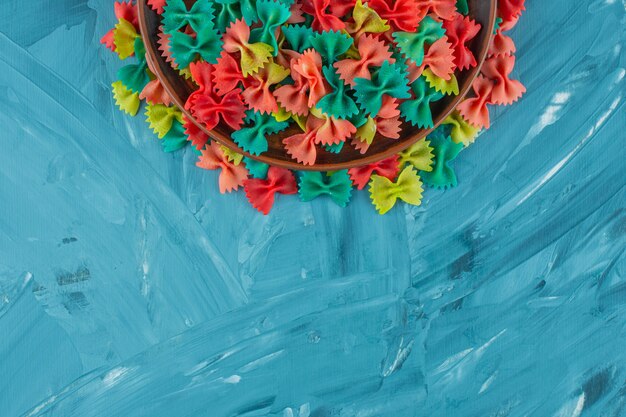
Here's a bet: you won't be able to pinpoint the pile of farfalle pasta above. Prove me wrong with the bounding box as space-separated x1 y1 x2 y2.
102 0 525 214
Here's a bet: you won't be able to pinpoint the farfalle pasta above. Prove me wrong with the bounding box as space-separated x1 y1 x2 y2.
104 0 527 215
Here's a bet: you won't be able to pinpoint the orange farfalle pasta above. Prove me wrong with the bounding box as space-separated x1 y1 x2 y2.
375 97 403 139
242 62 290 114
315 116 357 146
457 75 494 129
222 19 273 77
140 55 172 106
488 30 516 58
274 50 327 116
405 37 456 82
196 142 249 193
443 13 481 70
282 116 326 165
334 34 395 87
481 54 526 105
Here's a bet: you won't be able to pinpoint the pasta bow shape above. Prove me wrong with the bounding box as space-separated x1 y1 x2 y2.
243 167 298 214
393 16 445 67
346 0 391 39
399 76 444 128
101 1 138 56
499 0 526 26
310 30 354 63
117 38 149 94
442 111 479 146
398 139 434 171
301 0 346 32
316 65 359 119
140 52 172 106
443 13 481 70
283 114 355 164
145 103 184 138
169 23 223 68
369 166 423 214
223 19 274 76
420 131 464 189
348 155 400 190
147 0 166 14
250 0 291 55
186 61 246 131
232 111 290 155
213 51 245 96
367 0 422 32
196 142 249 193
282 24 315 53
298 170 353 207
274 49 327 116
354 61 411 118
242 62 291 114
163 0 214 33
480 54 526 105
415 0 457 21
456 75 494 128
183 116 209 150
334 34 395 87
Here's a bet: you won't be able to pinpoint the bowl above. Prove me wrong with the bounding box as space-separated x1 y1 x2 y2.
137 0 496 171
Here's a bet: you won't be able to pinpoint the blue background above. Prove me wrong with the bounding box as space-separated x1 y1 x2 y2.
1 1 625 416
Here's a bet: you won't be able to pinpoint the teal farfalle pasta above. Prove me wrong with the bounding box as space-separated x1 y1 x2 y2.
393 17 446 66
243 157 271 179
161 119 189 152
117 38 149 93
163 0 216 33
213 0 244 33
250 0 291 55
310 30 354 63
298 170 353 207
419 130 464 189
281 24 315 53
169 24 224 68
232 111 290 155
316 66 359 119
399 76 444 128
353 61 411 118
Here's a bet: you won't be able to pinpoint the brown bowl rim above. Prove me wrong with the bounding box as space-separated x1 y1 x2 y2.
137 0 496 171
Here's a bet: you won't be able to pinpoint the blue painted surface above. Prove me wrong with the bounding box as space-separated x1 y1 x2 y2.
0 1 625 416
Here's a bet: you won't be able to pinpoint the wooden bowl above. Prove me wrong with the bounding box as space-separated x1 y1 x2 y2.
138 0 496 171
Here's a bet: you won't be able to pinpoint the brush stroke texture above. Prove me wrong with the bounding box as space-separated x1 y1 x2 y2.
0 1 625 416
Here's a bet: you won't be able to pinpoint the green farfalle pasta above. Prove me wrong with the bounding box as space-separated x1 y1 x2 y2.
353 61 411 118
310 30 354 63
244 157 270 179
324 142 345 154
161 119 189 152
169 24 223 68
213 0 244 33
163 0 216 33
298 170 353 207
232 111 290 155
420 129 464 189
316 66 359 119
392 17 445 66
117 38 149 94
250 0 291 56
282 24 314 53
399 76 444 128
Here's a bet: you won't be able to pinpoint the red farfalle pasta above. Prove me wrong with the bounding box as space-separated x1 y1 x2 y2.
457 75 494 128
334 34 395 86
213 51 245 96
481 54 526 105
100 1 138 52
147 0 166 14
243 167 298 214
375 97 402 139
499 0 525 26
186 61 246 130
282 116 326 165
274 50 326 116
368 0 422 32
348 155 400 189
329 0 357 18
443 13 481 70
196 142 249 193
415 0 457 21
301 0 346 32
183 116 210 150
488 30 516 58
140 56 172 106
